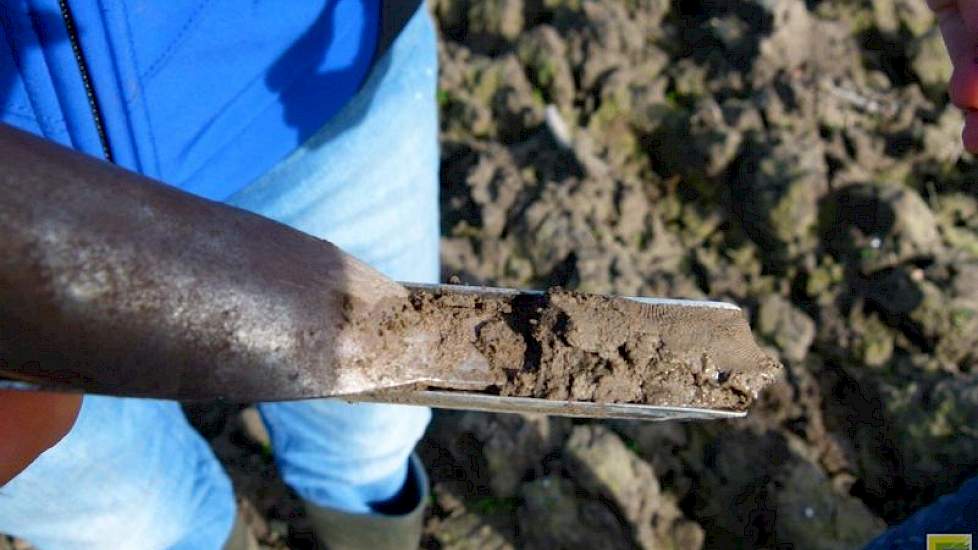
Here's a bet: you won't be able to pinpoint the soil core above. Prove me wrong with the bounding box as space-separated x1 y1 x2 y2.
401 287 781 410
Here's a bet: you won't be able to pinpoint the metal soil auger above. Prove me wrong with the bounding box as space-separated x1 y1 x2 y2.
0 125 781 421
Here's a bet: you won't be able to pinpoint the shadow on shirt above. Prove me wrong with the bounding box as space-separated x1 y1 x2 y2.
265 0 386 146
0 1 389 161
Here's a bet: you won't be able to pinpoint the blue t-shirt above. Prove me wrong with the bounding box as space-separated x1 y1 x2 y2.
0 0 379 200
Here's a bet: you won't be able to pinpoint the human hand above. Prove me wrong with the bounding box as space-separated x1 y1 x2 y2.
0 390 81 485
929 0 978 152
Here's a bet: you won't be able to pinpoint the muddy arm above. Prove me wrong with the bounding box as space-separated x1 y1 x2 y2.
0 124 405 401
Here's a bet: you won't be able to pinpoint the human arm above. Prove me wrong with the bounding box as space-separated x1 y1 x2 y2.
0 119 407 482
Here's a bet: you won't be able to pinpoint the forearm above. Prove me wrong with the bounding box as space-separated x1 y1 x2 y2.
0 123 404 400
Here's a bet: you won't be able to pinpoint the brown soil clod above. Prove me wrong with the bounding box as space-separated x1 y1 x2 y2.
403 287 781 411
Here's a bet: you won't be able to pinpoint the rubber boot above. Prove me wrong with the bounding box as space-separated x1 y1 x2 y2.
223 509 260 550
303 453 430 550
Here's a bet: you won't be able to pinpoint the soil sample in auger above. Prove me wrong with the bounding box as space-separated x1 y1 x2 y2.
388 287 782 411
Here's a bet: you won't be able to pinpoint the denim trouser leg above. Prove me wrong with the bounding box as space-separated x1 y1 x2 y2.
0 5 438 548
0 398 236 549
228 5 439 515
862 475 978 549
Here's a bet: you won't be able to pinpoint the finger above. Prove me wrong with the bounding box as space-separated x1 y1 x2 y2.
958 0 978 35
934 5 978 110
933 0 970 60
963 111 978 152
929 0 978 151
929 0 978 34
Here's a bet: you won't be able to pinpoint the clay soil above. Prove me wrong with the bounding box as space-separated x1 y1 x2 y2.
7 1 976 549
400 287 780 408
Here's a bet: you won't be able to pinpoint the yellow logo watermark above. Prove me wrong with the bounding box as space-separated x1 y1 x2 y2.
928 534 973 550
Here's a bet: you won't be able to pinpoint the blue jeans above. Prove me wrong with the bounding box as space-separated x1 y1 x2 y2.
0 6 438 549
862 475 978 549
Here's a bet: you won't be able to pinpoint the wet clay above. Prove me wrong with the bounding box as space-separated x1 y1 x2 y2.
374 287 781 410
